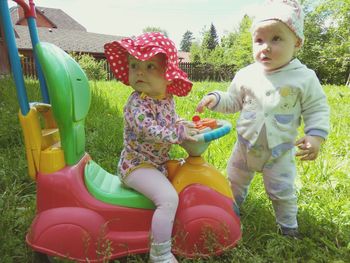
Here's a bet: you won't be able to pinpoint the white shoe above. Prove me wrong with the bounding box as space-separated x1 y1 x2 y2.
150 240 177 263
170 253 178 263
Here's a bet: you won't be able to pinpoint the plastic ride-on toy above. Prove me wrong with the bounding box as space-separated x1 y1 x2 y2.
1 1 241 262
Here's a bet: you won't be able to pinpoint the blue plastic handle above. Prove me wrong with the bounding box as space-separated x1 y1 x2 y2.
196 120 232 142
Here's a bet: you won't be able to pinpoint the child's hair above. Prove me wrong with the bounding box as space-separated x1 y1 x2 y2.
251 0 304 45
104 32 192 97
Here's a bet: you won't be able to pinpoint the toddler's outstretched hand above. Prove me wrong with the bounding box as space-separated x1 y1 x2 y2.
295 135 324 161
196 94 218 113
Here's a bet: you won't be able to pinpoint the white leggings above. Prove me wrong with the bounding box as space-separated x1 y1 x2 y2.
228 128 298 229
124 167 179 243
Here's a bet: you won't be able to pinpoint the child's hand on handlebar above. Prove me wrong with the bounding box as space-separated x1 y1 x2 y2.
182 121 200 142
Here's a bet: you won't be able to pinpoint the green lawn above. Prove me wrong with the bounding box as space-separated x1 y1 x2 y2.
0 77 349 262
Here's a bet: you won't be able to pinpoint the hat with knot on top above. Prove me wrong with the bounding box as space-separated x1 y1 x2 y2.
104 32 192 97
252 0 305 45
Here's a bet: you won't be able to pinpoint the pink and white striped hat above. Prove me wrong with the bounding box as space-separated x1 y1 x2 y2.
104 32 192 97
252 0 305 45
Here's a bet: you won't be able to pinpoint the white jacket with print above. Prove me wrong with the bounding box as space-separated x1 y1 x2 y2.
212 59 330 150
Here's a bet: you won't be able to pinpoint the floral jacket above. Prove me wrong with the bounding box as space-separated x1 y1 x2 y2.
118 91 185 178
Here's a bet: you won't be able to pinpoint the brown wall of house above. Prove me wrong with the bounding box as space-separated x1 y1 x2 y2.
0 22 10 75
20 50 33 57
17 7 54 28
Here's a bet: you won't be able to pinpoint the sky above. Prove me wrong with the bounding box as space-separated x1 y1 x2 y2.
8 0 264 48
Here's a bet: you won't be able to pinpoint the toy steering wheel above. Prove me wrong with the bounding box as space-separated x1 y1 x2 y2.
181 117 232 157
192 116 232 143
194 119 232 142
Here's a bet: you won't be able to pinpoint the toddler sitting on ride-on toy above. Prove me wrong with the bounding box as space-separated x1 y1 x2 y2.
105 32 199 263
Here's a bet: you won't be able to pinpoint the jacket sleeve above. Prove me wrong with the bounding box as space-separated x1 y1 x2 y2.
210 74 243 114
301 72 330 139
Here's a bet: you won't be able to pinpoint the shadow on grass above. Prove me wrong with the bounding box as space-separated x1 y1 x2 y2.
1 77 45 262
85 81 124 174
227 192 350 263
106 192 349 263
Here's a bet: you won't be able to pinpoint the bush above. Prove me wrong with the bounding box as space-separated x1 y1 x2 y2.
70 53 107 81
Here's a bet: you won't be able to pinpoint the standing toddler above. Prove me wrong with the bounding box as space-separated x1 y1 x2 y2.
197 0 330 237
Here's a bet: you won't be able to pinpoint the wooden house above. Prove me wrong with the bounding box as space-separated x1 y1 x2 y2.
0 5 123 76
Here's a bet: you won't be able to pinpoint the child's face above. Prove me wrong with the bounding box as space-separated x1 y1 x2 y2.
252 20 301 72
128 54 171 97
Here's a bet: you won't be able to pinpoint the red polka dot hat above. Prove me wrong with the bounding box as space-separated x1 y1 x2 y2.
104 32 192 97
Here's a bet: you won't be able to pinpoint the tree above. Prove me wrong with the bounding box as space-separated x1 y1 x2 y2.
220 32 238 49
299 0 350 84
189 42 202 63
202 23 219 51
223 15 253 68
180 31 194 52
208 23 219 50
142 27 168 37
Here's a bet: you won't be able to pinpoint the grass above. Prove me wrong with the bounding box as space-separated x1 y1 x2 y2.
0 76 349 262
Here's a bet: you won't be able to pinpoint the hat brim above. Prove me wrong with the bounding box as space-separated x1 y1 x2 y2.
104 38 192 97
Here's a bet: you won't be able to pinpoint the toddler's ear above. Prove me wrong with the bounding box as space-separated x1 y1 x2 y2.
295 39 302 49
294 39 302 55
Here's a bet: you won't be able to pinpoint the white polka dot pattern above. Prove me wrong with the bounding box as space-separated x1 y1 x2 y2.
104 32 192 97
